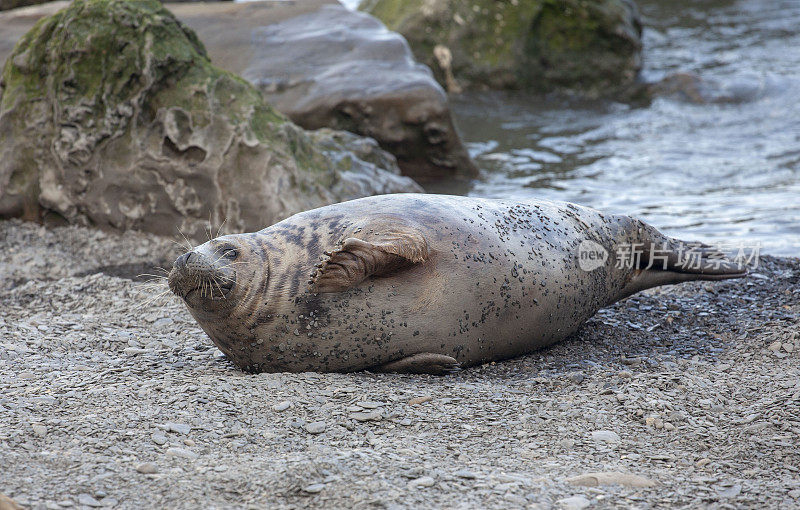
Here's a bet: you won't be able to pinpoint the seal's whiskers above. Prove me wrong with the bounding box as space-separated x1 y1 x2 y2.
175 226 194 252
215 217 228 239
211 277 228 300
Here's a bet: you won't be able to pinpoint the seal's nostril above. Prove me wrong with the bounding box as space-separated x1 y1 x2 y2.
175 251 192 270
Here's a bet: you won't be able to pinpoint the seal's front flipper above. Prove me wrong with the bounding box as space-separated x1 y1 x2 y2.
372 353 461 375
311 231 428 293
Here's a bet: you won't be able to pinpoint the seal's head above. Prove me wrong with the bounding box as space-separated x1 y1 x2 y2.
168 235 264 317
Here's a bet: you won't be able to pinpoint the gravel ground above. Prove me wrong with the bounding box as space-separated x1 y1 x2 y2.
1 218 799 509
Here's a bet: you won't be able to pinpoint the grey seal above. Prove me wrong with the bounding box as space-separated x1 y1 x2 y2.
168 194 746 374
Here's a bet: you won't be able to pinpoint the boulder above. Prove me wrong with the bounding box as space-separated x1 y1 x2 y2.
0 0 421 238
0 0 476 182
362 0 643 95
243 4 477 182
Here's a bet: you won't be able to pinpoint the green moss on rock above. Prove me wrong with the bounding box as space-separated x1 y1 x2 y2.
362 0 642 94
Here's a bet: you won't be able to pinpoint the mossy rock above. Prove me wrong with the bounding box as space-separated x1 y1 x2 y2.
0 0 420 237
361 0 642 94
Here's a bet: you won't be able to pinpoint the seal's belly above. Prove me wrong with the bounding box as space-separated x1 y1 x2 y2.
311 265 604 371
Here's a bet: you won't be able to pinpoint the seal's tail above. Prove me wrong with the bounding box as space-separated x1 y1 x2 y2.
641 240 748 281
619 232 748 297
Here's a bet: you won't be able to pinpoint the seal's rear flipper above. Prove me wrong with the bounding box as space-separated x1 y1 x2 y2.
642 240 748 281
622 241 748 297
310 231 428 293
372 353 461 375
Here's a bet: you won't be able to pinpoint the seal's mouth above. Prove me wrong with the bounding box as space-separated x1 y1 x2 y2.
181 279 234 301
168 248 238 307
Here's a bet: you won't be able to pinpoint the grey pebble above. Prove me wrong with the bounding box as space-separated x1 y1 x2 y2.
591 430 621 443
123 347 149 355
32 396 57 405
408 476 435 488
165 422 191 435
715 483 742 498
305 422 326 434
351 409 383 422
557 495 591 510
77 494 102 507
567 372 585 384
165 447 199 460
272 401 292 412
356 401 383 409
136 462 158 474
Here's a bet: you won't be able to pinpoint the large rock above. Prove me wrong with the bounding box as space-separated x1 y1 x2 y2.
0 0 421 238
0 0 476 182
361 0 643 95
242 4 476 182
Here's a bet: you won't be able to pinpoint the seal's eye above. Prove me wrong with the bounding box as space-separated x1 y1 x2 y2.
222 248 238 259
